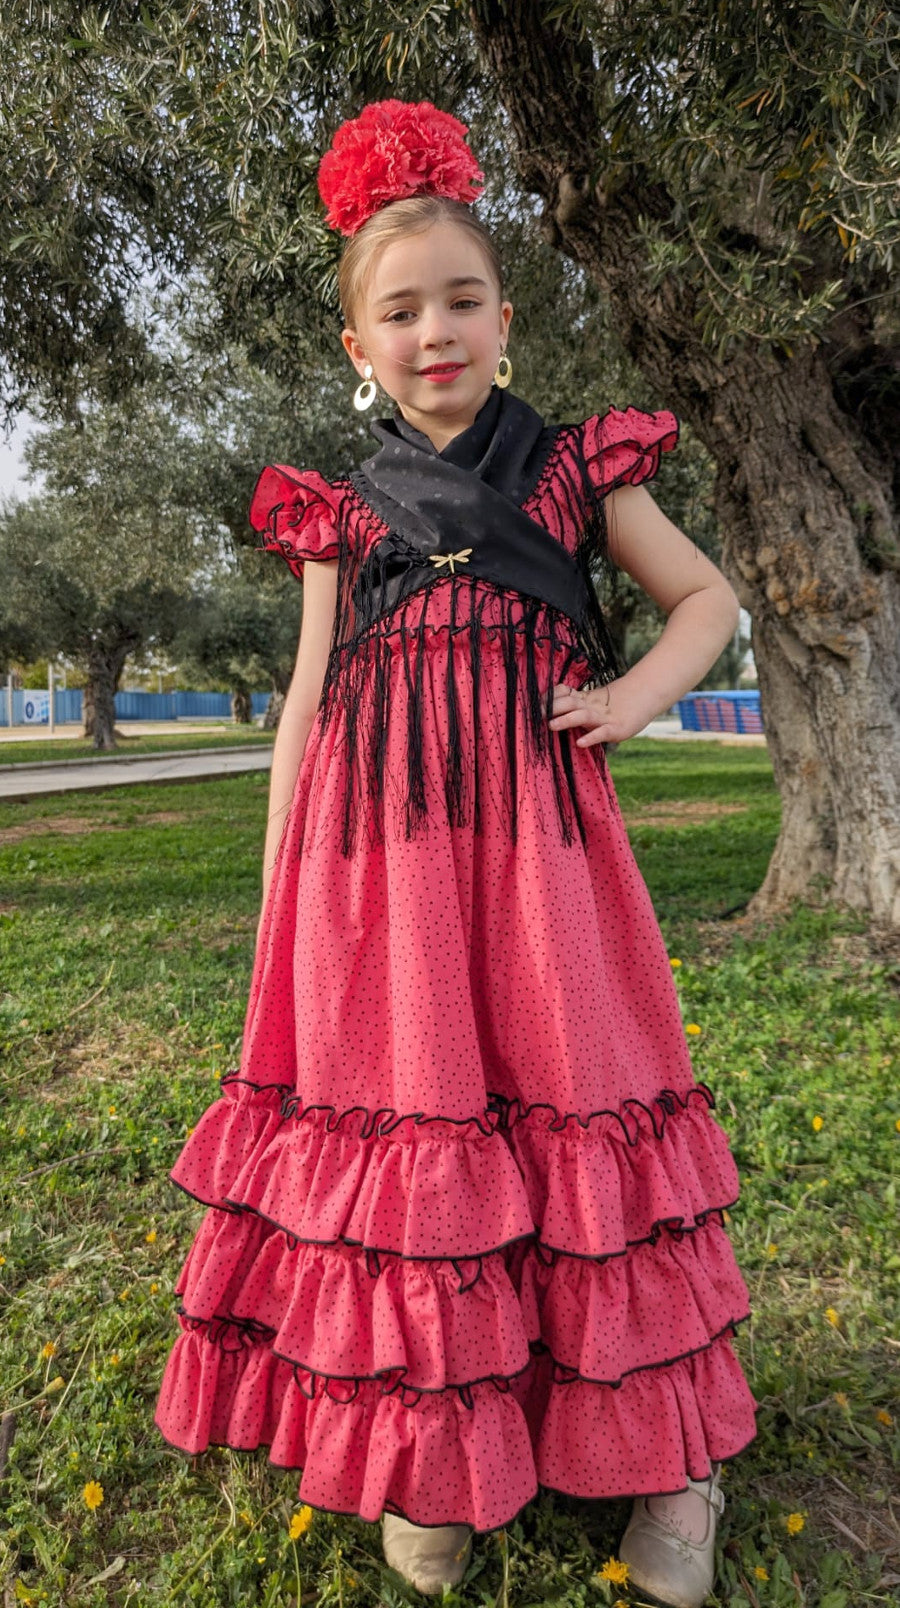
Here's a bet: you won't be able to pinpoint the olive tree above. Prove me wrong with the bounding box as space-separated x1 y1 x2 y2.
3 1 895 917
0 398 210 747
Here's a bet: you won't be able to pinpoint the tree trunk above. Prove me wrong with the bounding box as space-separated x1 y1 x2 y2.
231 686 252 724
471 0 900 926
712 359 900 923
83 640 133 751
263 689 284 730
263 668 291 731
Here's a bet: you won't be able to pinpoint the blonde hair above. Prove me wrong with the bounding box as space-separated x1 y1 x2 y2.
338 195 504 330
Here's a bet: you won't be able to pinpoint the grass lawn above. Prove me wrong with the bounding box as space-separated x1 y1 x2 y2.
0 729 275 767
0 740 897 1607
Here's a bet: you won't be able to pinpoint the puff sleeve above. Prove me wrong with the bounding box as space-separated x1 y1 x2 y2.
248 466 340 580
581 406 679 498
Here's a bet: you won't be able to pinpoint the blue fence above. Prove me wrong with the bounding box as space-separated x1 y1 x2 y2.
676 691 763 734
3 685 762 732
1 689 271 727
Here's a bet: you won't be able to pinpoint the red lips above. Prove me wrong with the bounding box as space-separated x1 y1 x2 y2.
420 362 465 374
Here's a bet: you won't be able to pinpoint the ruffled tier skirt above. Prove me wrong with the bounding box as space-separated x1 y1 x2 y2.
154 612 758 1529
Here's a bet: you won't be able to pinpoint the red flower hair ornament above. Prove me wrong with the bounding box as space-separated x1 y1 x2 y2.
317 99 484 236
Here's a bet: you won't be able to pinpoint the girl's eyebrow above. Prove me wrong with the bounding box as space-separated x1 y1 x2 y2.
375 275 489 305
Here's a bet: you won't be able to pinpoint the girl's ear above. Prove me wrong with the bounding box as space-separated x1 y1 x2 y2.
341 328 368 374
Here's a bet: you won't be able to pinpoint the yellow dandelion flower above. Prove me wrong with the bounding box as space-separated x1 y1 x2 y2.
597 1557 630 1585
614 1601 629 1608
109 1353 121 1367
894 1116 900 1133
150 1282 159 1294
289 1505 314 1540
17 1125 26 1137
766 1243 778 1258
119 1287 131 1302
108 1105 116 1117
754 1565 769 1581
812 1115 824 1132
833 1392 849 1408
186 1124 195 1137
670 958 682 968
876 1409 893 1427
0 1254 6 1266
83 1480 104 1511
41 1341 57 1359
239 1509 252 1524
785 1512 805 1535
685 1023 702 1035
145 1229 157 1243
824 1307 840 1327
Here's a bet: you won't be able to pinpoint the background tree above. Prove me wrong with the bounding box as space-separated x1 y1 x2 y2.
0 384 221 746
175 564 302 723
0 496 192 747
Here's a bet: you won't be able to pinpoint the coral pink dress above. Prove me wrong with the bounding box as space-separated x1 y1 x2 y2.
154 402 758 1531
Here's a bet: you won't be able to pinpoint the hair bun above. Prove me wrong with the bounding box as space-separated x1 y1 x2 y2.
317 98 484 236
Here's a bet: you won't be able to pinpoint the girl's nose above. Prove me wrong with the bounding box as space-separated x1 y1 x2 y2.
419 309 454 349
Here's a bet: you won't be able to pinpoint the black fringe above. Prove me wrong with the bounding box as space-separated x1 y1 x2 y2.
445 582 464 825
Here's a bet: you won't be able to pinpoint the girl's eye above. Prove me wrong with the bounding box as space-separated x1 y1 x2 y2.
385 300 481 323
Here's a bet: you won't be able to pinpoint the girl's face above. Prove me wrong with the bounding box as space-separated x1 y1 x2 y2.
342 220 513 449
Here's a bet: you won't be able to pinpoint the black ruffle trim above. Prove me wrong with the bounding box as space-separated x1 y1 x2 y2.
217 1071 717 1147
173 1304 750 1408
153 1430 758 1535
171 1175 736 1271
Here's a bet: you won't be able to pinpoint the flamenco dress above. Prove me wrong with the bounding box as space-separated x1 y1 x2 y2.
153 390 758 1531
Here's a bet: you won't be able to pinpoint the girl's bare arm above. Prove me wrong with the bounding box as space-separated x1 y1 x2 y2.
550 483 741 746
261 559 339 907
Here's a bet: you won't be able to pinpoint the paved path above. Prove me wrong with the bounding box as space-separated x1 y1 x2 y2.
0 720 244 745
0 719 765 803
0 746 273 801
638 719 766 745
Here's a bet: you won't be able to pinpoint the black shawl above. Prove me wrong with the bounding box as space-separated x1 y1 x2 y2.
349 386 603 641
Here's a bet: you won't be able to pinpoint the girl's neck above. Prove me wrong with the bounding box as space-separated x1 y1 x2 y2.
394 386 494 453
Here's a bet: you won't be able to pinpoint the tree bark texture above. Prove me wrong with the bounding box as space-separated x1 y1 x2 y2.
83 639 134 751
263 675 288 731
471 0 900 926
231 686 252 724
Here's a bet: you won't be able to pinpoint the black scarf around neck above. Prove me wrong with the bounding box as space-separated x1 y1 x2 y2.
349 388 596 629
371 383 546 499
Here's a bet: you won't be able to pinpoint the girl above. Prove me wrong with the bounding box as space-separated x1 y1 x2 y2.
154 100 758 1607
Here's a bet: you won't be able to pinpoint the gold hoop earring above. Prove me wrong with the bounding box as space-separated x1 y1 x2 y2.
353 363 377 411
494 352 512 389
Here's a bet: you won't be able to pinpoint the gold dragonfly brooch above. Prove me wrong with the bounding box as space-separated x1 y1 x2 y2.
428 548 473 575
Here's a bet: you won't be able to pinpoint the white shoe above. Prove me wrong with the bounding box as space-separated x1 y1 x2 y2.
382 1512 474 1595
618 1466 725 1608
